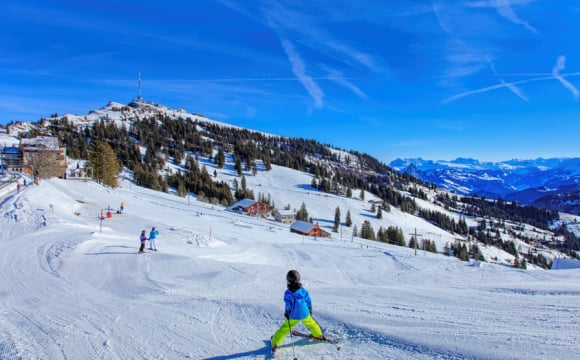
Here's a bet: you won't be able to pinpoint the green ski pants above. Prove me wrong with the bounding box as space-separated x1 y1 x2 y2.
271 315 322 347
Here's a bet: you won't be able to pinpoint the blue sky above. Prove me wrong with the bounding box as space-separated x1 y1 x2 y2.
1 0 580 163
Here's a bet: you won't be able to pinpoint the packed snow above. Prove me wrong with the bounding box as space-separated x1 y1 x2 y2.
1 165 579 360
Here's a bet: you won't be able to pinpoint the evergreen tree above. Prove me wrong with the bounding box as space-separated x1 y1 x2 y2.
408 236 417 250
241 175 247 192
377 206 382 219
345 210 352 227
264 154 272 171
215 148 225 168
235 158 242 176
360 220 375 240
333 206 341 232
177 180 187 197
387 226 405 246
296 202 309 221
89 141 120 188
459 244 469 261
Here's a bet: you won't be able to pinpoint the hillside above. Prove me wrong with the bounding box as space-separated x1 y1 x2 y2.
1 165 579 359
3 99 578 267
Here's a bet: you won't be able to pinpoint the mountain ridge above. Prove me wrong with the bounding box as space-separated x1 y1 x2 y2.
390 157 580 215
2 99 579 265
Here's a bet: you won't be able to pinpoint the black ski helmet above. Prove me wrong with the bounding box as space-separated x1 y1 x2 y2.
286 270 301 283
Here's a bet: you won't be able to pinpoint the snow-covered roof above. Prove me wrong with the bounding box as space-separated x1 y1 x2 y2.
275 209 295 216
290 220 314 233
20 136 60 151
228 198 257 209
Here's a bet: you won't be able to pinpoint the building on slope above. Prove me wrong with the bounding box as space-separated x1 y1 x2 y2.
226 198 270 216
1 136 66 181
274 209 296 224
290 220 331 238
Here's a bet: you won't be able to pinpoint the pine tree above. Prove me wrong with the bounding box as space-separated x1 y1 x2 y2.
177 180 187 197
333 206 341 232
459 244 469 261
377 206 382 219
216 148 225 168
360 220 375 240
296 202 309 221
89 141 120 188
235 158 242 176
408 236 417 249
241 175 247 191
345 210 352 227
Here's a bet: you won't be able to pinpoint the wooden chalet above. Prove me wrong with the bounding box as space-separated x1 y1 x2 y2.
290 220 331 238
227 198 270 216
274 209 296 224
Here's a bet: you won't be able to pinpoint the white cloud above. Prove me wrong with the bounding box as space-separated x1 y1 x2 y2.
443 66 580 104
432 2 452 34
280 38 324 108
467 0 538 33
552 56 580 100
320 65 367 100
489 60 528 101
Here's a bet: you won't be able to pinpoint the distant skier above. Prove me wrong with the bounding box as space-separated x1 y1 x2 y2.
149 227 159 251
270 270 323 355
139 230 147 253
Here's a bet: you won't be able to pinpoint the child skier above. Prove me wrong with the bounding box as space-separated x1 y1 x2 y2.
149 227 159 251
271 270 323 354
139 230 147 253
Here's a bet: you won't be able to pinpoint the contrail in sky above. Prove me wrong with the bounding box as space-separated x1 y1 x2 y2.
444 57 580 103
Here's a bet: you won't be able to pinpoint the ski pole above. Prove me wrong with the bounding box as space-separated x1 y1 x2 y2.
287 319 298 360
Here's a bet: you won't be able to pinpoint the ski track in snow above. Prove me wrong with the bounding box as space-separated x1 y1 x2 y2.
0 174 579 359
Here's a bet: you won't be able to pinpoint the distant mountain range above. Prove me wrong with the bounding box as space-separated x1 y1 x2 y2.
390 157 580 215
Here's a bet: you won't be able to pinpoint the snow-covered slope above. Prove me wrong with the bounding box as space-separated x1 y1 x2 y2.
27 99 262 136
1 165 579 359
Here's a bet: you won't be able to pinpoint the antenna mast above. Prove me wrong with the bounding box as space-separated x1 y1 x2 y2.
138 71 142 101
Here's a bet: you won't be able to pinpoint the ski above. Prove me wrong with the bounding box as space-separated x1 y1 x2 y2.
269 339 278 358
291 329 341 348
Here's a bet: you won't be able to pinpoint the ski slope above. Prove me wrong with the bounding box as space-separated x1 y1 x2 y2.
0 172 579 359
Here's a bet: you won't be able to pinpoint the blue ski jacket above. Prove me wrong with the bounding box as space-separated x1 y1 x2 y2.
149 229 159 240
284 287 312 320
